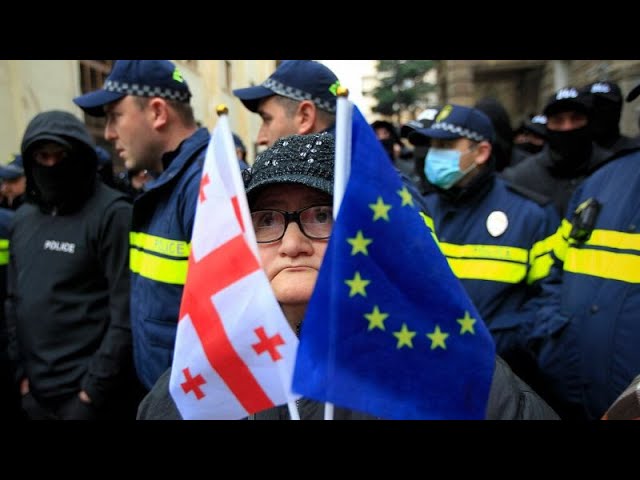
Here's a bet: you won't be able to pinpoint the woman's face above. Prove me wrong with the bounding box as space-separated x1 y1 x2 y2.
254 183 330 308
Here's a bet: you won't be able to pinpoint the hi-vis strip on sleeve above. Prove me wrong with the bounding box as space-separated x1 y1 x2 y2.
527 232 557 284
0 238 9 266
130 231 190 285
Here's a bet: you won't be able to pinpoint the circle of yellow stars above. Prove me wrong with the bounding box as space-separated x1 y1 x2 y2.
343 191 479 351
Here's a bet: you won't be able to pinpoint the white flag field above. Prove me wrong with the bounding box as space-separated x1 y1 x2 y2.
169 114 300 420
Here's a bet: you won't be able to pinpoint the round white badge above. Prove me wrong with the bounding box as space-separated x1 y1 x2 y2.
486 211 508 237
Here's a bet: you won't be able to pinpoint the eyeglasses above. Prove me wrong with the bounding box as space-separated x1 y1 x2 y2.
251 205 334 243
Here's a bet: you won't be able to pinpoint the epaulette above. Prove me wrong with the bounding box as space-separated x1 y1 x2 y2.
504 180 552 207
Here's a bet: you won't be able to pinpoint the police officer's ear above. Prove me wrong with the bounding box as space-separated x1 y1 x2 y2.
296 100 317 135
147 97 171 129
474 140 493 166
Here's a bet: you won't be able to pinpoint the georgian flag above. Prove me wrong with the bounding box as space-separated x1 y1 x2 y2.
169 114 300 420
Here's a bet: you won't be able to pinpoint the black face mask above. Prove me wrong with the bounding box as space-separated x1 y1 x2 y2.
590 98 621 146
31 157 80 206
515 142 544 155
546 125 592 173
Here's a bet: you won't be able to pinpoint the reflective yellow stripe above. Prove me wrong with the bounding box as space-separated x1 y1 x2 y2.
564 248 640 283
440 243 529 263
419 212 435 232
527 233 557 283
130 231 190 258
554 220 573 261
586 229 640 252
130 248 188 285
528 253 553 284
447 258 527 283
561 226 640 283
0 239 9 266
441 242 528 283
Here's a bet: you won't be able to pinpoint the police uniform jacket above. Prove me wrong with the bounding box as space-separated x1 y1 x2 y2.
423 172 559 355
525 148 640 420
130 127 209 390
501 143 611 217
0 207 18 417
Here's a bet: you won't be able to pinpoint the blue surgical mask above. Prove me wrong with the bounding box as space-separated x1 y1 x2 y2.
425 147 477 190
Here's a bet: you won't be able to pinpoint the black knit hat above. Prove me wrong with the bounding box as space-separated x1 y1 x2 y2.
244 132 334 202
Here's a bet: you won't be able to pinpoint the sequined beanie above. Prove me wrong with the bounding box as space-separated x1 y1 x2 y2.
243 132 335 203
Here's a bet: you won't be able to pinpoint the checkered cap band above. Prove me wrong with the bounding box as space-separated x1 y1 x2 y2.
104 79 191 102
431 121 487 142
262 78 336 113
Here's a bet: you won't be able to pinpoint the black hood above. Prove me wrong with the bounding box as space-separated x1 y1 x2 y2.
20 110 98 213
21 110 96 154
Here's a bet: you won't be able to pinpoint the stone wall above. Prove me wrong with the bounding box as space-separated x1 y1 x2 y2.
438 60 640 137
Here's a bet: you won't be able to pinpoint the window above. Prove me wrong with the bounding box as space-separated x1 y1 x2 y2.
78 60 113 141
79 60 117 169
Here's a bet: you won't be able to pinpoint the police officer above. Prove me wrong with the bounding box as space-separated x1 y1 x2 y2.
401 106 441 195
579 80 640 156
511 114 547 167
502 86 611 218
412 104 559 381
74 60 210 391
7 110 139 419
0 204 19 419
520 108 640 419
0 154 26 210
233 59 429 214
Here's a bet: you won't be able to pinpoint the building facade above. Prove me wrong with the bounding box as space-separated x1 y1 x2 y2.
0 60 278 167
436 60 640 137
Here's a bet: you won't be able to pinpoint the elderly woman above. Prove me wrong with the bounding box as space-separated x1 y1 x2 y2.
137 132 558 420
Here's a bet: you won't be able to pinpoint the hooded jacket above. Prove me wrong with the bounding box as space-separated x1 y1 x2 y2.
6 110 133 408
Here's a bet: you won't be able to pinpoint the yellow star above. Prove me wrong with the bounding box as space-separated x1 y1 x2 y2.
347 230 373 256
426 325 449 350
364 305 388 331
393 323 416 349
457 311 477 335
369 197 392 221
397 186 414 207
345 271 370 297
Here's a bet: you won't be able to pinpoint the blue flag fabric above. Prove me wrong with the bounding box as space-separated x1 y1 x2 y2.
292 104 496 420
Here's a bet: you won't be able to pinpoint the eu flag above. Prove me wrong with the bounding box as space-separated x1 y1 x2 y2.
292 101 496 419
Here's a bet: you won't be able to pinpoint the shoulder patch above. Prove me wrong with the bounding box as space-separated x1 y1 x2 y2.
504 180 551 206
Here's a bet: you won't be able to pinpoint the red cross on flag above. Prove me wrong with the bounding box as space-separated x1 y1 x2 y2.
169 113 300 419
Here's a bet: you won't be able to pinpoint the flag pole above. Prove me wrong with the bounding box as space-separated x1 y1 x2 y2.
323 86 353 421
333 86 352 217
